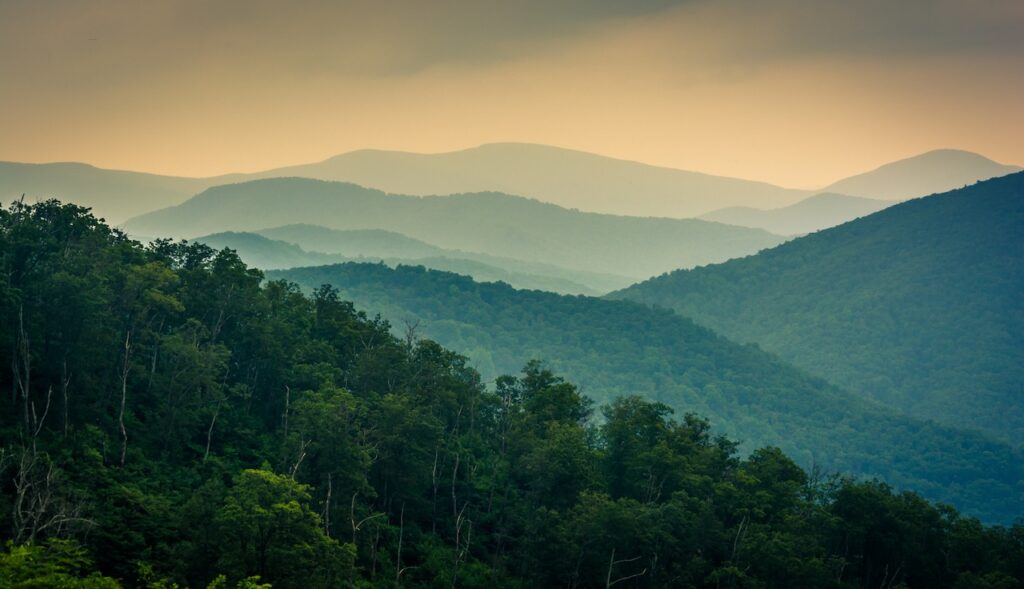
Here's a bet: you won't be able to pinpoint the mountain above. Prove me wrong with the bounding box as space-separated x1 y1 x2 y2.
0 144 808 223
124 178 787 280
253 224 632 293
0 161 224 223
256 225 448 259
270 262 1023 523
251 142 811 218
193 231 344 269
612 173 1024 442
6 146 1017 224
194 230 606 294
6 198 1022 587
698 193 895 235
823 149 1021 200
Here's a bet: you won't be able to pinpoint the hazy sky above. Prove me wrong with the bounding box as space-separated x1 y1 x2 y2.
2 0 1022 188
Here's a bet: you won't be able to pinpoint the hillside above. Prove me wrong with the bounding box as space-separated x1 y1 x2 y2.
257 225 448 259
612 173 1024 442
194 231 604 294
271 263 1024 523
253 224 631 293
824 149 1021 199
251 142 811 217
124 178 787 279
4 199 1020 588
698 193 895 235
0 161 220 223
5 147 1017 224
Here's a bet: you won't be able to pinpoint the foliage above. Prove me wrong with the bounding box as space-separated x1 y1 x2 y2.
271 262 1024 523
612 172 1024 443
1 200 1021 588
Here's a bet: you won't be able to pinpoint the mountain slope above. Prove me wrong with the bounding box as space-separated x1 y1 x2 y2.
0 161 224 223
698 193 895 235
194 231 344 269
824 149 1021 199
124 178 787 279
271 263 1023 523
612 173 1024 442
256 225 448 259
6 146 1016 223
254 224 632 293
252 142 811 218
194 231 605 294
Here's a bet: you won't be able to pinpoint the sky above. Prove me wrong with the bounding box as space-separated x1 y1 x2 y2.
1 0 1022 188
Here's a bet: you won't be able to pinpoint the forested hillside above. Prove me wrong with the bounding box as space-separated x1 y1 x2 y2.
612 173 1024 443
196 230 618 295
3 200 1023 588
123 178 786 280
271 263 1024 523
254 224 632 293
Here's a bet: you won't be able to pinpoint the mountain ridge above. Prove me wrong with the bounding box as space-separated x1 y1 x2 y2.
612 172 1024 442
4 144 1019 222
271 261 1024 523
698 192 897 235
124 177 787 280
823 148 1021 200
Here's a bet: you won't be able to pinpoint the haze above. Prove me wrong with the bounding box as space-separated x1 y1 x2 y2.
2 0 1022 188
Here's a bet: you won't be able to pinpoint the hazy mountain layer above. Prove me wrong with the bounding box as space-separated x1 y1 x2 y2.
612 173 1024 442
253 224 632 293
252 142 811 217
823 149 1021 200
257 225 448 259
195 231 605 294
125 178 787 279
698 193 895 235
5 146 1018 223
0 161 222 223
271 262 1024 523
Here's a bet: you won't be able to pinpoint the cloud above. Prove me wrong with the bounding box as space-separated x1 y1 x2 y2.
0 0 690 81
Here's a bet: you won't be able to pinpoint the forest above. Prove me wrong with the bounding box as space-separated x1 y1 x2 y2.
1 200 1022 588
611 172 1024 444
271 263 1023 524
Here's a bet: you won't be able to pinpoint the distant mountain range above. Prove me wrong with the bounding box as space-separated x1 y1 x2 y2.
822 149 1021 200
254 224 632 293
699 193 896 235
270 262 1024 523
0 161 216 223
124 178 786 280
612 172 1024 443
243 142 809 218
3 145 1018 223
194 230 620 295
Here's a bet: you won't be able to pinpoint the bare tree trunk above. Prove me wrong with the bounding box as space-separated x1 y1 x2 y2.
605 549 646 588
323 473 333 537
395 502 405 588
118 329 132 467
61 360 71 437
203 399 223 462
13 305 32 433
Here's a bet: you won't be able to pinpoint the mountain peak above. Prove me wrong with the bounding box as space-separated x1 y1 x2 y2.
824 149 1021 200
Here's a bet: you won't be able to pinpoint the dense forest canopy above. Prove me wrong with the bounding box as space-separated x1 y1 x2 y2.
1 200 1022 588
272 263 1024 524
612 172 1024 444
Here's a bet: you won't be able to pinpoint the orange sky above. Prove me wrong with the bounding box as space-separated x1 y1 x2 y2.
2 0 1022 188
